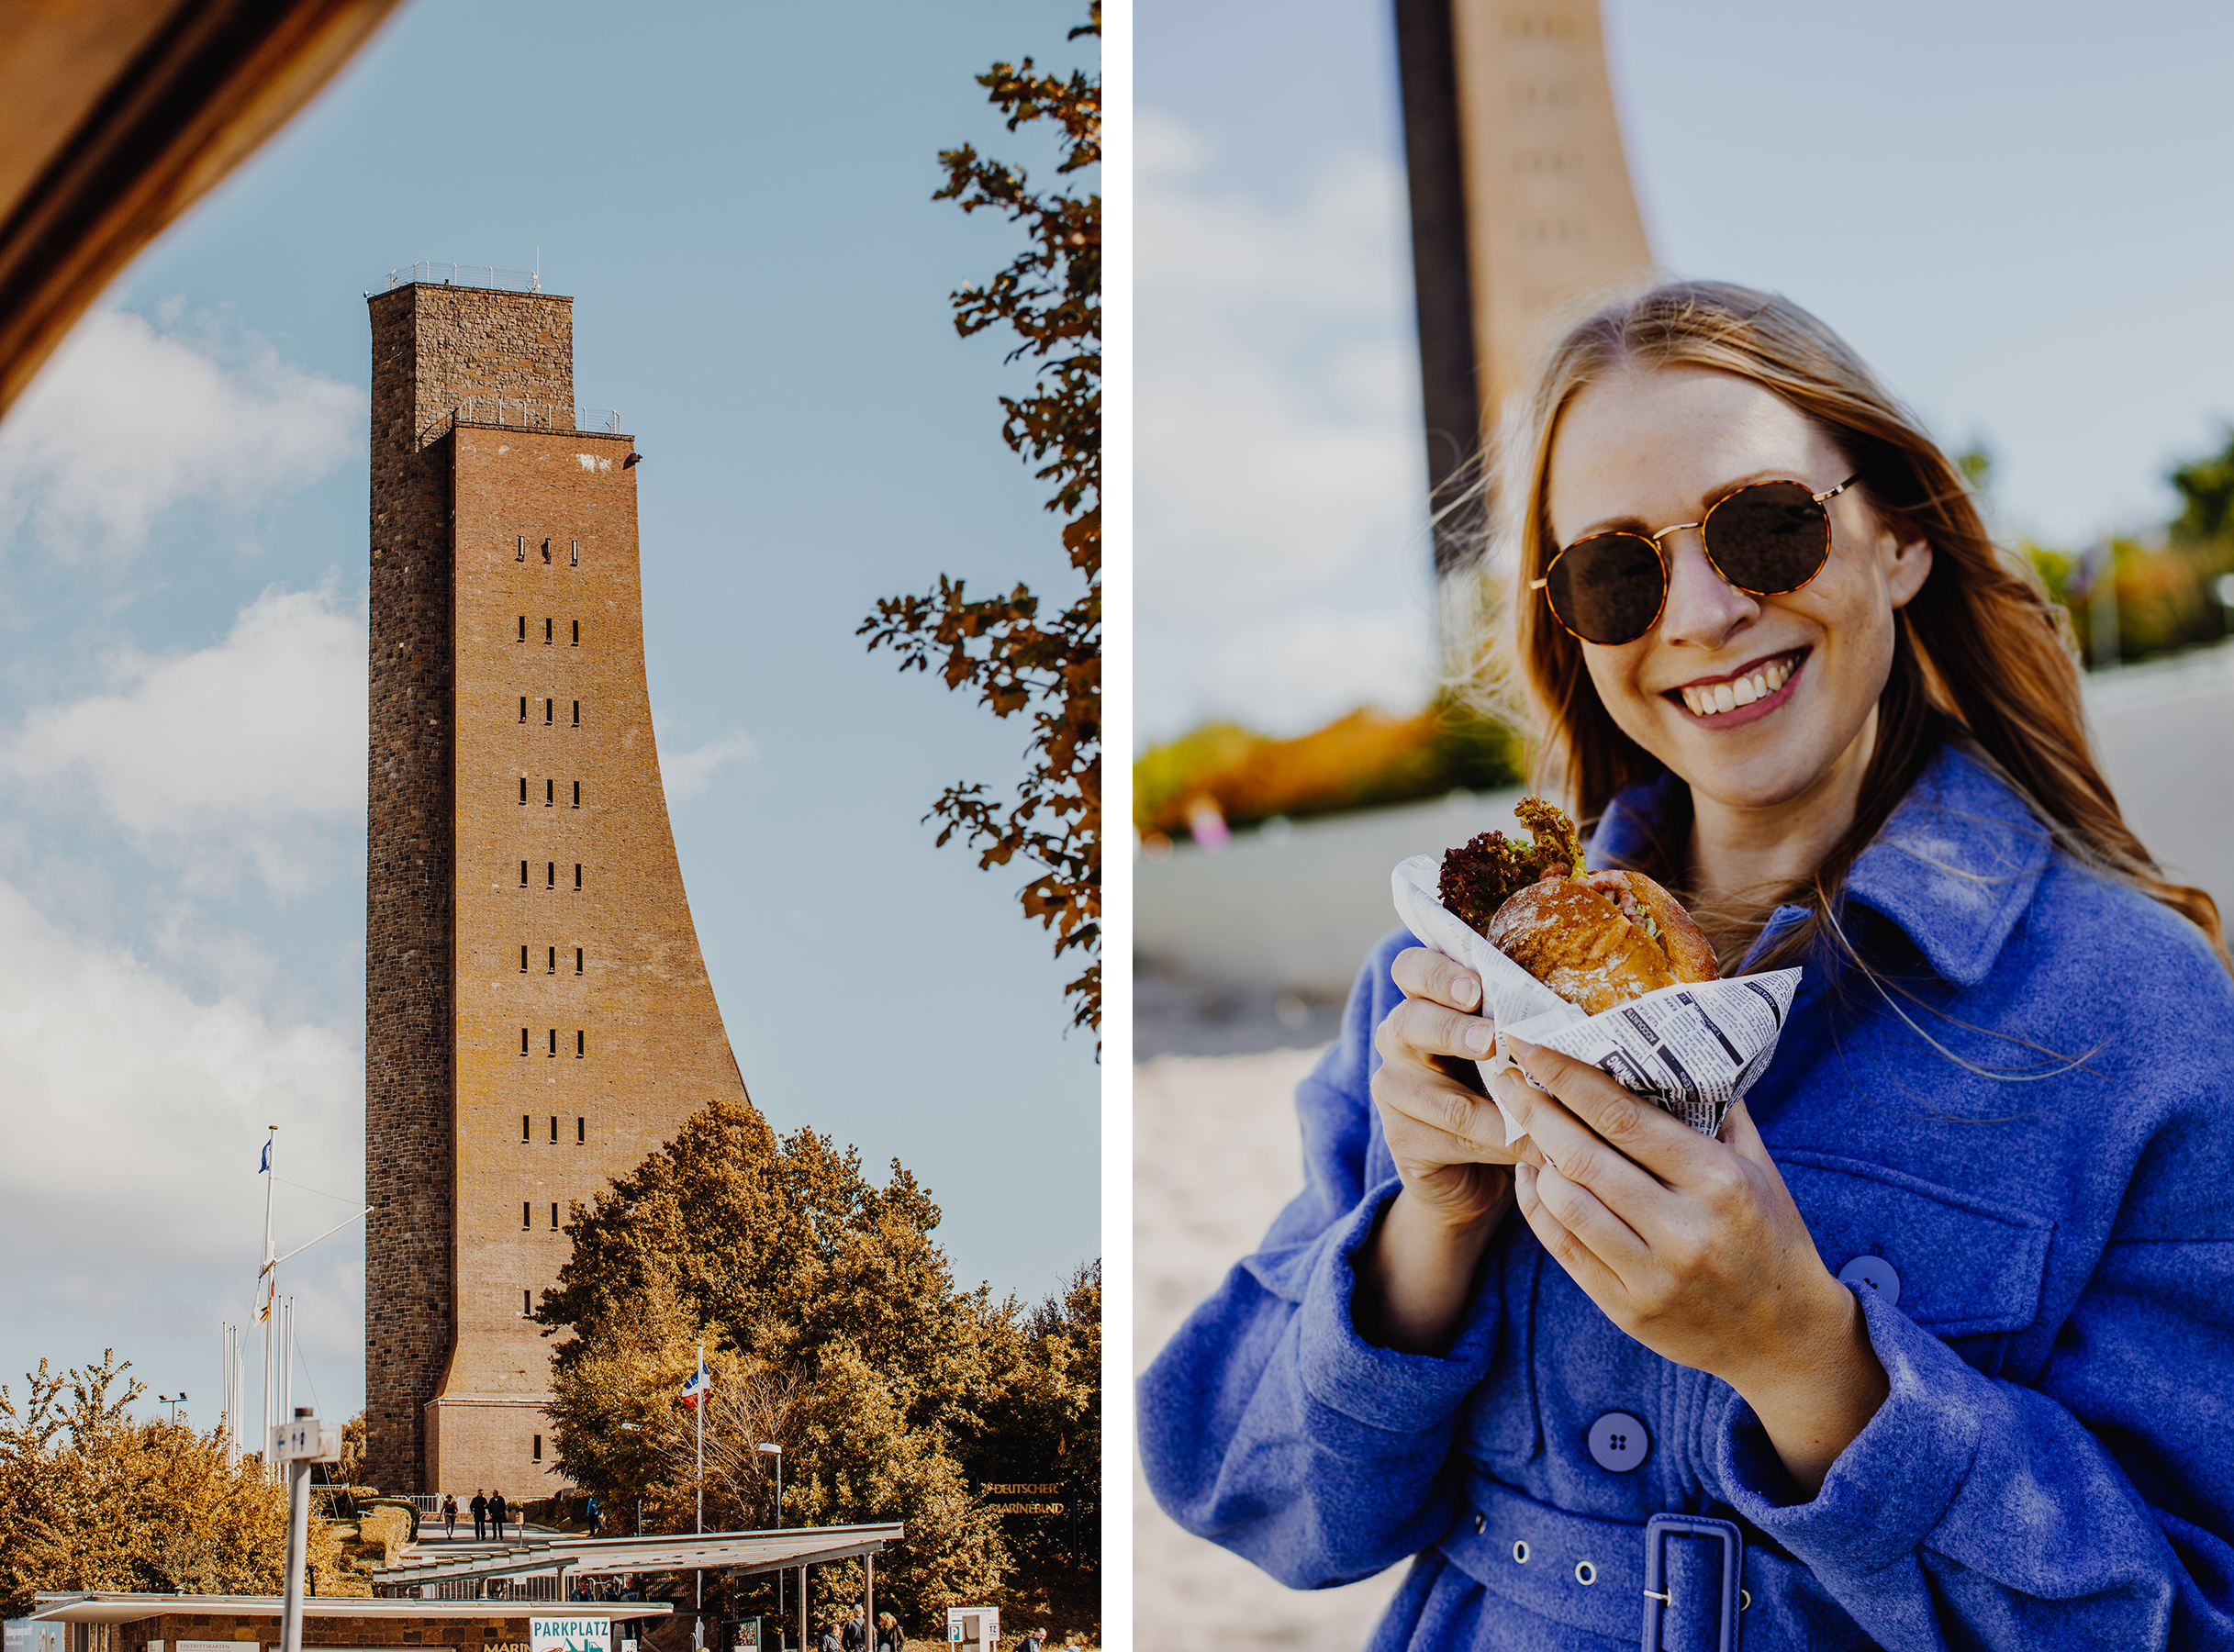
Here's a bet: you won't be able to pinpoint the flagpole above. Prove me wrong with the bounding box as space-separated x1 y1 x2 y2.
261 1125 277 1476
696 1339 705 1637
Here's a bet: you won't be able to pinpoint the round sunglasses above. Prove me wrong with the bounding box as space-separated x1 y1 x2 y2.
1531 474 1860 646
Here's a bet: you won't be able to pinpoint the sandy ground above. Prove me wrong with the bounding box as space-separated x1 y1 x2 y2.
1133 1045 1406 1651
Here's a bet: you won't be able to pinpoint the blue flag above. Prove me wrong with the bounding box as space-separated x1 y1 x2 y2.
259 1141 271 1173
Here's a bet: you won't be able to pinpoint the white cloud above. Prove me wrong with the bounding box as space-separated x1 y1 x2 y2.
1 584 366 892
0 306 360 560
1137 111 1433 742
0 873 363 1402
662 731 760 802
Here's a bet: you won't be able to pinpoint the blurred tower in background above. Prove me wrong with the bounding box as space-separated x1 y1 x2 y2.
1395 0 1655 573
364 273 751 1493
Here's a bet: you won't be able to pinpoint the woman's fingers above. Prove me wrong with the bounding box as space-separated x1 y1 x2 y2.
1378 992 1497 1064
1505 1036 1717 1186
1376 1082 1508 1164
1514 1162 1633 1300
1391 946 1482 1011
1491 1061 1664 1218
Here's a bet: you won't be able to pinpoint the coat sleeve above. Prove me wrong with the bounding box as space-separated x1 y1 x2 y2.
1135 931 1503 1589
1715 1091 2234 1648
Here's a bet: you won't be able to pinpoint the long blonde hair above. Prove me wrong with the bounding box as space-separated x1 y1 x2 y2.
1455 279 2224 972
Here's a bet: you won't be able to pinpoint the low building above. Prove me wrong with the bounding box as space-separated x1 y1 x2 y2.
17 1594 667 1652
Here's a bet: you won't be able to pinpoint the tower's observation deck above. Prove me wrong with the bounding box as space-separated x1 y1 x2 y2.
365 280 750 1493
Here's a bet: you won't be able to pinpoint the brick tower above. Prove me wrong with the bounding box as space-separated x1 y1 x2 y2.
365 276 751 1494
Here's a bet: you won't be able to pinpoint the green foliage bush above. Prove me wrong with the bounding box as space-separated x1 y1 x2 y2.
1134 698 1524 844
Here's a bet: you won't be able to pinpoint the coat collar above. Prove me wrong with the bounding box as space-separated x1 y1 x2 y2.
1587 741 2052 988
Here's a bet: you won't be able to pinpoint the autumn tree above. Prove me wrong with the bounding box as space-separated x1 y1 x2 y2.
537 1099 1017 1624
964 1261 1100 1632
860 4 1101 1042
0 1351 355 1614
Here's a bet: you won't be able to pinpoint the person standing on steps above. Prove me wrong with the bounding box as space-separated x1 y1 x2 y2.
469 1489 488 1542
489 1487 509 1543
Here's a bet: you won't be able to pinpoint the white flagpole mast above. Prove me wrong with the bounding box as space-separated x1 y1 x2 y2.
696 1341 705 1641
259 1125 278 1476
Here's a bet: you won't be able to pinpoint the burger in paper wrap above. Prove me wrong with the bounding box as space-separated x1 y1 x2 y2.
1391 798 1803 1140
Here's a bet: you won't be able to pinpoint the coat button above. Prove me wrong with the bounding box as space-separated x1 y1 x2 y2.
1586 1411 1650 1472
1837 1255 1902 1306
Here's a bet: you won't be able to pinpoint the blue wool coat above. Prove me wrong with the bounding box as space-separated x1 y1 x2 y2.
1138 742 2234 1650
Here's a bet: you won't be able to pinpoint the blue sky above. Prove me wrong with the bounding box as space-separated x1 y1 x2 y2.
1137 0 2234 743
0 0 1100 1431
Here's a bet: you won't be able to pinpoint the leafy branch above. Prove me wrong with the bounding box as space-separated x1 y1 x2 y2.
861 4 1101 1042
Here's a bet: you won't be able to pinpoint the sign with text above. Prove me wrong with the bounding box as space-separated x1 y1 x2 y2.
532 1619 610 1652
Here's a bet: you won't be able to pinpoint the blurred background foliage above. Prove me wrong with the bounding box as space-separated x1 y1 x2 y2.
1137 432 2234 848
1134 698 1524 849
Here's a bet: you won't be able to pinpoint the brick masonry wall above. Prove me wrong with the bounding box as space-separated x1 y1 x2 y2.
438 423 751 1496
366 285 577 1493
368 282 749 1497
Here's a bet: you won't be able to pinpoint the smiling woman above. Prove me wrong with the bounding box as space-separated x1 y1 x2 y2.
1139 281 2234 1650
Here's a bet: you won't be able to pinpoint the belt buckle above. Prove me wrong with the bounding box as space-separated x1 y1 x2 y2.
1641 1512 1744 1651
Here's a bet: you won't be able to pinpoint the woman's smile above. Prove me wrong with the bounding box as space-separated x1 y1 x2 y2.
1665 645 1807 723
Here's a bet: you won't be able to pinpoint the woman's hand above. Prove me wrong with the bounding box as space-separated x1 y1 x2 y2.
1355 947 1534 1356
1495 1037 1887 1497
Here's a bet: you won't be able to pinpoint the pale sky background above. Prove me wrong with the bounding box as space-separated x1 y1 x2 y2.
0 1 1100 1431
1137 0 2234 746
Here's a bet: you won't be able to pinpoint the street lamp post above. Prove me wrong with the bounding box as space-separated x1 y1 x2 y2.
756 1445 783 1649
159 1392 187 1423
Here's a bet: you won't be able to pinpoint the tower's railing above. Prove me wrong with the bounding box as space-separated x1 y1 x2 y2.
418 399 625 443
387 262 542 294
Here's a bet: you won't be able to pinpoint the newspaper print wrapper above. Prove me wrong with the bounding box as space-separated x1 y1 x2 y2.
1391 855 1802 1141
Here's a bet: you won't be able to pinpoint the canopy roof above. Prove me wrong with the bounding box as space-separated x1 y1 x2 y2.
372 1524 905 1587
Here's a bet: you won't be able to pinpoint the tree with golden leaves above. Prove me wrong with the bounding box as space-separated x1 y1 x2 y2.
538 1099 1100 1640
0 1351 358 1614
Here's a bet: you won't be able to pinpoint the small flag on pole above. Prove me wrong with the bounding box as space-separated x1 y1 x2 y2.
259 1140 272 1174
257 1273 275 1323
680 1354 713 1409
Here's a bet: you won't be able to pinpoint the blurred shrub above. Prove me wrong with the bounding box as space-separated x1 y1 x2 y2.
1135 698 1524 843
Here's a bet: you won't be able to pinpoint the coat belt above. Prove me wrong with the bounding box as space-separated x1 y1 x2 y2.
1437 1469 1835 1648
